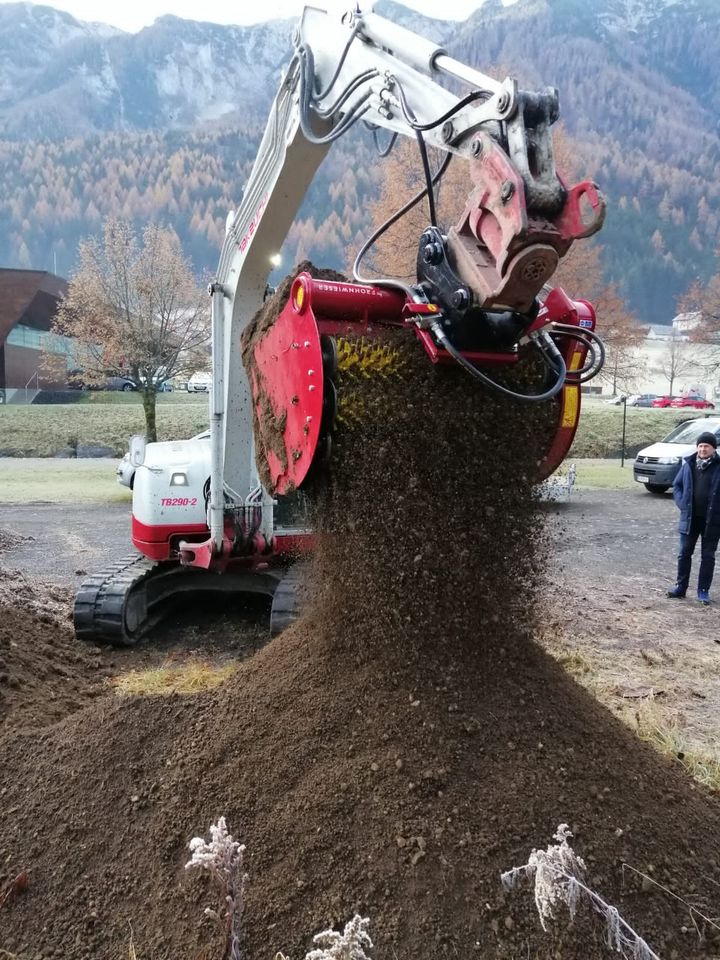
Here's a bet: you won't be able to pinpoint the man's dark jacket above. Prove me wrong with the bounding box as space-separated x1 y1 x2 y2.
672 453 720 536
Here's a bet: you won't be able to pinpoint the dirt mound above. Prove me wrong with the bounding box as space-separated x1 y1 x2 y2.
0 565 109 733
1 319 719 959
0 529 29 554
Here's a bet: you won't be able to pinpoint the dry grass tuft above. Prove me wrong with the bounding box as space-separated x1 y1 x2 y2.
111 659 237 697
550 647 593 677
626 695 720 791
546 632 720 792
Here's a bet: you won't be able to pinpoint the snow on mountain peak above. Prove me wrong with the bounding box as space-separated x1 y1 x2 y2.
598 0 684 34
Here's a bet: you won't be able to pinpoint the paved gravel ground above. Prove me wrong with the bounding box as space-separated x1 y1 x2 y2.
0 482 679 586
0 500 130 581
555 484 677 584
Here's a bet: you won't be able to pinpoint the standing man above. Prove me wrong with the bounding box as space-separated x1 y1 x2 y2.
667 431 720 604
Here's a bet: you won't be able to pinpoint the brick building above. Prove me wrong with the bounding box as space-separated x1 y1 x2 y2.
0 269 70 401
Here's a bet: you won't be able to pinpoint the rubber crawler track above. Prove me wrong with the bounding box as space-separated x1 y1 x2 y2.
73 554 158 647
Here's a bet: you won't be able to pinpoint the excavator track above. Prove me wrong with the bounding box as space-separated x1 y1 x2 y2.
74 553 307 647
269 562 310 637
74 554 161 647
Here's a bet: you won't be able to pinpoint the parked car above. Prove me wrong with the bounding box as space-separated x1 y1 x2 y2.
633 416 720 493
137 377 174 392
117 429 210 489
187 371 212 393
651 395 679 408
69 371 136 391
107 376 136 392
670 395 715 410
605 394 657 407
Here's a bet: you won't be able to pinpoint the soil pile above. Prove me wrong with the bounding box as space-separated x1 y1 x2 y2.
1 306 720 959
0 565 107 733
0 529 28 554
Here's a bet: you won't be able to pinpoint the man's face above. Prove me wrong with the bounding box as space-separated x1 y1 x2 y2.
697 442 715 459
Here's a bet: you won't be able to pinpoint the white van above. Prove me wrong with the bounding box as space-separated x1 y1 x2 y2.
633 417 720 494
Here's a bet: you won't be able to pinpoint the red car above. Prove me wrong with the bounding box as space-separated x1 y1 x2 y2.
670 396 715 410
651 395 679 408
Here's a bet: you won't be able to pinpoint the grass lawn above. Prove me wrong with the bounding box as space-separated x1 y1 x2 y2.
572 459 638 489
0 456 638 503
0 458 132 503
568 401 699 458
0 393 209 457
0 392 712 460
77 390 199 405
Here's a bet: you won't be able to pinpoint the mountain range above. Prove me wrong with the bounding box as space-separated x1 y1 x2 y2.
0 0 718 324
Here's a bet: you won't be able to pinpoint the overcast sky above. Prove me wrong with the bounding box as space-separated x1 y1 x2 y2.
16 0 511 32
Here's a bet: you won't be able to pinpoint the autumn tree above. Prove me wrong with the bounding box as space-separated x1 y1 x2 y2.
360 139 470 282
673 257 720 385
552 127 646 393
51 219 209 442
553 242 646 393
658 328 703 395
679 272 720 332
679 253 720 325
595 288 647 394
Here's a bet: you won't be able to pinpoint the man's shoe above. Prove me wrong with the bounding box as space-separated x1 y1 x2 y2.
698 590 711 605
667 587 686 598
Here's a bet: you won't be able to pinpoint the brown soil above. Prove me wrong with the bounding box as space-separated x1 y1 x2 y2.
2 286 720 960
0 569 109 733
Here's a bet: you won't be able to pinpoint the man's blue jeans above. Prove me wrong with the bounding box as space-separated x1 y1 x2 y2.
676 517 720 593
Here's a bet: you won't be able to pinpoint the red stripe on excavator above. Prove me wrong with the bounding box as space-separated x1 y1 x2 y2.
131 515 313 563
292 275 406 323
274 533 315 555
132 516 209 560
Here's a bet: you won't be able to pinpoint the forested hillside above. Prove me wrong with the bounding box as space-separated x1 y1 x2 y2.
0 127 260 276
0 0 718 325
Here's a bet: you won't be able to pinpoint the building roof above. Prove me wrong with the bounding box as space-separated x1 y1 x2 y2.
0 268 68 343
673 311 702 330
646 323 676 340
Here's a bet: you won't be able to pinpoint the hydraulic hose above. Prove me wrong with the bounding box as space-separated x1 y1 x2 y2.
393 79 491 132
545 324 606 383
353 153 453 298
430 321 567 402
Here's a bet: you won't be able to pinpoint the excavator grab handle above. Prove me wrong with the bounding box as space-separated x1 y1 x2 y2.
556 180 607 241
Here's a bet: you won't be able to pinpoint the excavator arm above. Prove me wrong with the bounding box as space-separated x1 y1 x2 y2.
193 5 605 567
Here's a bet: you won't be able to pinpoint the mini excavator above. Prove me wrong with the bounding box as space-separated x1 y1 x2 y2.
74 4 606 646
